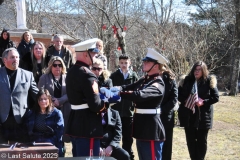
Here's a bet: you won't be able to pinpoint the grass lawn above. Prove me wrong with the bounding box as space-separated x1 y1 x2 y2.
65 92 240 160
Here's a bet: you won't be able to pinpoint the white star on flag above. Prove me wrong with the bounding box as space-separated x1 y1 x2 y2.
102 96 109 102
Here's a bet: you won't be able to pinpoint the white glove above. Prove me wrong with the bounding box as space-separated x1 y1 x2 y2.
117 96 121 102
100 87 114 98
110 86 121 92
113 91 120 96
99 148 105 158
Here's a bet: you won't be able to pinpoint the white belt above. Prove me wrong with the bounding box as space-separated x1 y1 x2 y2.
71 104 89 110
135 108 161 114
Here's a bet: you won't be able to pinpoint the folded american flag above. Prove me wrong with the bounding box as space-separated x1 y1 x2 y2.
100 93 121 103
185 81 198 113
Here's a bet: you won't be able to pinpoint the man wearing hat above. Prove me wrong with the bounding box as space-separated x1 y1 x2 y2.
111 48 168 160
66 38 113 157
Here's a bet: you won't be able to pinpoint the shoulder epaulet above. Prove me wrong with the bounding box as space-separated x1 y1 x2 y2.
178 75 187 87
209 75 217 88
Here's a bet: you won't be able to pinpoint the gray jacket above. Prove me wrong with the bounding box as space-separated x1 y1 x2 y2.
0 67 39 123
38 72 71 142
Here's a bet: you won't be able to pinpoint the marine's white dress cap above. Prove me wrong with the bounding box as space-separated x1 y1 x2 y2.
72 38 99 53
142 48 169 64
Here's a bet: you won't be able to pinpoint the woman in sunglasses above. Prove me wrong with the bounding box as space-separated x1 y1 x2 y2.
38 56 71 156
91 58 112 88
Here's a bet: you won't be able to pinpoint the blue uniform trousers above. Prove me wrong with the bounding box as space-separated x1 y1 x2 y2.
71 137 100 157
136 140 163 160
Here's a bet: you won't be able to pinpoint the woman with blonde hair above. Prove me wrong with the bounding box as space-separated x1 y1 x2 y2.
29 41 47 84
24 41 47 108
91 58 112 88
38 56 70 156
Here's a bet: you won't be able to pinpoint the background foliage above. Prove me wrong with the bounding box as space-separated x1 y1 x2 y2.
0 0 239 92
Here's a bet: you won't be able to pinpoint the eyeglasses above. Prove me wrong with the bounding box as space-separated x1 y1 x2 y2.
52 64 63 68
92 67 102 71
194 69 202 72
38 98 49 102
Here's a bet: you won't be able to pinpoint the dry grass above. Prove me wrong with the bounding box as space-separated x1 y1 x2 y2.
65 93 240 160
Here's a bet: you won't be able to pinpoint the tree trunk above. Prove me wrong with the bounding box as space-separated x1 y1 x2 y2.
229 0 240 96
118 36 126 54
230 48 240 95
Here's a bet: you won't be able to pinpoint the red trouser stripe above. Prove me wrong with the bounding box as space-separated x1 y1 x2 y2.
151 140 155 160
90 138 94 156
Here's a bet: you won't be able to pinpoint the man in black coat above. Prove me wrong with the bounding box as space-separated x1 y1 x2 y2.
110 54 138 160
100 108 130 160
46 34 74 70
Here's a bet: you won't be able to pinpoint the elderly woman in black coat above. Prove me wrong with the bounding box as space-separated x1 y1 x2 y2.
178 61 219 160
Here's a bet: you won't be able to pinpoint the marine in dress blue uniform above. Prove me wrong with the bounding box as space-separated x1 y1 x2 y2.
66 38 111 157
114 48 169 160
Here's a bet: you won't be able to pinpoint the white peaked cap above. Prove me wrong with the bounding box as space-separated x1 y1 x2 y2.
142 48 169 64
72 38 99 52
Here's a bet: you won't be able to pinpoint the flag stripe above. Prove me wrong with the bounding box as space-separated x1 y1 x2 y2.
185 81 198 113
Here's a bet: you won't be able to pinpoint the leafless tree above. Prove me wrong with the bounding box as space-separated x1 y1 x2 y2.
186 0 239 94
0 0 234 83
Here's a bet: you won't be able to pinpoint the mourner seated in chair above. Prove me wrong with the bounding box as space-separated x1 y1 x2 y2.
24 89 64 157
99 107 130 160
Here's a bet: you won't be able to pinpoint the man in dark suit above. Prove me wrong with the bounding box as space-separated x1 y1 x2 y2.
0 47 39 143
100 108 130 160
